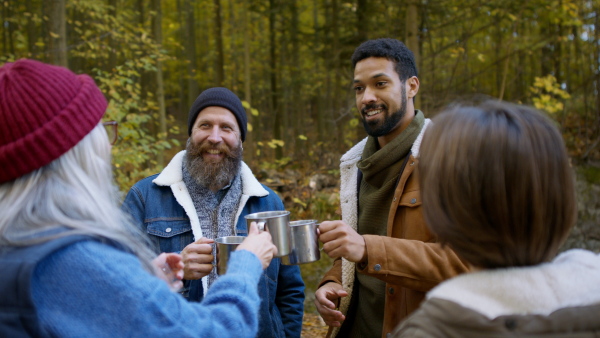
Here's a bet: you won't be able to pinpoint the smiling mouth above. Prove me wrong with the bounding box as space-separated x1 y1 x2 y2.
365 109 383 117
205 149 222 155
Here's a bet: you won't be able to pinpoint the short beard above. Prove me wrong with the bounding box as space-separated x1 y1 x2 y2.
184 139 243 191
361 85 408 137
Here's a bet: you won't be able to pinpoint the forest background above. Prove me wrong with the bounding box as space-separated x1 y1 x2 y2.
2 0 600 335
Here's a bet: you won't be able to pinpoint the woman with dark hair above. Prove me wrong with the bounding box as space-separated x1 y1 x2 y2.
393 100 600 337
0 59 277 337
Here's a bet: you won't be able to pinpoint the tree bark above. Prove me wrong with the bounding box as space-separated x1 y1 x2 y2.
269 0 282 159
214 0 224 86
152 0 167 166
184 0 199 107
47 0 68 67
406 0 420 107
107 0 117 71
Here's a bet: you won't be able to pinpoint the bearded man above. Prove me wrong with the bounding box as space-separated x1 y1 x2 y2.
314 39 470 338
123 87 305 338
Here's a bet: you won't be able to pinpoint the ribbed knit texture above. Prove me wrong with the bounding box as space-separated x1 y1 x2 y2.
188 87 248 141
182 163 242 288
0 59 107 183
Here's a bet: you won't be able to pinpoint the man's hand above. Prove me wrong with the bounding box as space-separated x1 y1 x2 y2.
319 220 367 263
181 237 215 280
314 282 348 327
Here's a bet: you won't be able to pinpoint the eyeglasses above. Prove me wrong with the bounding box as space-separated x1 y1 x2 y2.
102 121 118 145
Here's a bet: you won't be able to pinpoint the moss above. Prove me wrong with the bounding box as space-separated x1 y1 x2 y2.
577 165 600 185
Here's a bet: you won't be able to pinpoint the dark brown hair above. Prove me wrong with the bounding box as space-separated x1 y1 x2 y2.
419 100 577 269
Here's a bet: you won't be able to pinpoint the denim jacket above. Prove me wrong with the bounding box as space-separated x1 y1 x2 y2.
122 151 305 338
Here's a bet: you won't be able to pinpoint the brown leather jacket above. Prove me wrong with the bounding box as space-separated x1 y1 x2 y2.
319 122 470 337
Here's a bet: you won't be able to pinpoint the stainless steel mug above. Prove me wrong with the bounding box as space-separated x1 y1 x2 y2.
282 220 320 265
215 236 245 275
244 210 291 257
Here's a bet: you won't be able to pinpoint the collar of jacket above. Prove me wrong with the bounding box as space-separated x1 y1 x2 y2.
427 249 600 319
153 150 269 198
151 150 270 294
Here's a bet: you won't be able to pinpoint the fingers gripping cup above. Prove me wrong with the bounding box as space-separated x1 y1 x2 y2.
215 236 245 275
244 211 291 257
282 220 321 265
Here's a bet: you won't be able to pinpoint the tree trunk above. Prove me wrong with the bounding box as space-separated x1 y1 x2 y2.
594 2 600 156
356 0 368 42
48 0 68 67
406 0 419 108
107 0 117 71
214 0 224 86
26 0 37 56
184 0 199 108
152 0 167 166
269 0 282 159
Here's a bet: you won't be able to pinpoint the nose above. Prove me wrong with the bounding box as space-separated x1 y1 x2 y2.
207 126 223 144
361 86 377 105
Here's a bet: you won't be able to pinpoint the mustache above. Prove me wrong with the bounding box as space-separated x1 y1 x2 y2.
188 141 235 158
361 103 387 115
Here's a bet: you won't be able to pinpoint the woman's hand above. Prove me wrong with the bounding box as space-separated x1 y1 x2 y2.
236 222 278 270
153 252 184 291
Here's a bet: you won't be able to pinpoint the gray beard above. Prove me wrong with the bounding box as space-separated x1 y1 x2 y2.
184 141 243 191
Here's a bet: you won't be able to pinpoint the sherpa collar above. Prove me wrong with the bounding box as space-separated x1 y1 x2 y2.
427 249 600 319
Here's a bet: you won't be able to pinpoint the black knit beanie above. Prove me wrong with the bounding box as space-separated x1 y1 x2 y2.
187 87 248 142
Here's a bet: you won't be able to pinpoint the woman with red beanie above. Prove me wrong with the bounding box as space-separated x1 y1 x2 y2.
0 59 277 337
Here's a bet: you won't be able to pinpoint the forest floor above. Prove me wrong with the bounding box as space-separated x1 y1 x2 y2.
301 313 329 337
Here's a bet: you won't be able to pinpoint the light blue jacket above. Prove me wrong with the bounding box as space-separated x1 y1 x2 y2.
122 151 305 338
25 238 265 337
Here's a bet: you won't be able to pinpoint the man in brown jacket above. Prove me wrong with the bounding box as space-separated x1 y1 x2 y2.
315 38 470 337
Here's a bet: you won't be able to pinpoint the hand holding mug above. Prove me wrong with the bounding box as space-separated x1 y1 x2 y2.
237 221 278 270
181 237 215 280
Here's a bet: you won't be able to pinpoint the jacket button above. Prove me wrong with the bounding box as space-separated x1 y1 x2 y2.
374 264 381 271
388 287 394 294
386 334 391 338
393 197 396 201
410 198 416 204
165 228 172 233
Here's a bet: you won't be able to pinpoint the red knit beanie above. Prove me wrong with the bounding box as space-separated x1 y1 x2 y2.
0 59 107 183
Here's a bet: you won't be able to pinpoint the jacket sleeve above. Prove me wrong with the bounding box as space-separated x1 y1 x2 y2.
33 241 263 338
121 185 146 231
276 263 305 337
318 257 343 288
357 236 470 292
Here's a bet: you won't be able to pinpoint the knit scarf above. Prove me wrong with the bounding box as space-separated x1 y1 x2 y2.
182 161 242 288
350 110 424 337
